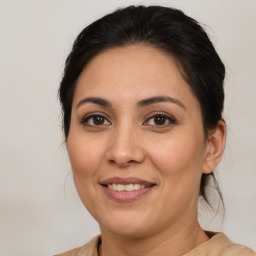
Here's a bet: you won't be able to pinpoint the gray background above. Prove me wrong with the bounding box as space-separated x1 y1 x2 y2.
0 0 255 255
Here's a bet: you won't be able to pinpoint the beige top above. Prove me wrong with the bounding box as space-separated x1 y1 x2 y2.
56 232 255 256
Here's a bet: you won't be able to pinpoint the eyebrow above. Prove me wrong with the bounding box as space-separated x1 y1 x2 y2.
76 96 186 109
76 97 111 109
137 96 186 109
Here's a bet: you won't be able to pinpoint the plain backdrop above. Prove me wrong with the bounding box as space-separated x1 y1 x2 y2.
0 0 255 255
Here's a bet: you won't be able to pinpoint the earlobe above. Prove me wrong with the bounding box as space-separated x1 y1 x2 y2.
202 120 226 174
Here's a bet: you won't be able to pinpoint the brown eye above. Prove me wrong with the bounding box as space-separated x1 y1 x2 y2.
154 116 166 125
81 114 111 126
145 114 176 127
92 116 105 125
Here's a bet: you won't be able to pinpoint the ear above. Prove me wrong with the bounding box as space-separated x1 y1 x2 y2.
202 120 226 174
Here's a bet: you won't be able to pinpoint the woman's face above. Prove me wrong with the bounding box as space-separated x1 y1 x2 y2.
68 45 211 237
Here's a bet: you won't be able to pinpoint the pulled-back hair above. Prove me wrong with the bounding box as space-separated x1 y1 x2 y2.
59 5 225 211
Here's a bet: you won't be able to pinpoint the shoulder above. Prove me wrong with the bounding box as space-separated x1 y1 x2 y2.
222 245 256 256
55 236 100 256
205 232 255 256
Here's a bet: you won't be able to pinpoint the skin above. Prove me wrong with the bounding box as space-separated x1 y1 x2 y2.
67 44 226 256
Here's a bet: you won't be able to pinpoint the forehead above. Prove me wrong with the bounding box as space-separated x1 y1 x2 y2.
74 44 199 109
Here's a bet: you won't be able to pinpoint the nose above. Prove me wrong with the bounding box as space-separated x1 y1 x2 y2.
106 125 145 167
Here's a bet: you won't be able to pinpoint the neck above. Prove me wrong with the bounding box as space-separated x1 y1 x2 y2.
99 219 209 256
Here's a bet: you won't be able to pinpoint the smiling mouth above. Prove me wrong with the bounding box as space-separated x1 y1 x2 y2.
100 177 156 202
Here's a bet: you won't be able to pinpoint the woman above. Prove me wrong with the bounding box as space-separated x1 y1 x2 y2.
56 5 255 256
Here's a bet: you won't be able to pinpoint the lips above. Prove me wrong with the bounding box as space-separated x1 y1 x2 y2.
100 176 156 202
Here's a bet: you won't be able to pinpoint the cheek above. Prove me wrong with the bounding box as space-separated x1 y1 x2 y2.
67 133 107 216
67 134 105 180
147 133 205 179
147 135 206 213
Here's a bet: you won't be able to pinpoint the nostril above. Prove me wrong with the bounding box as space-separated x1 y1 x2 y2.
109 159 116 164
108 158 129 167
128 160 136 163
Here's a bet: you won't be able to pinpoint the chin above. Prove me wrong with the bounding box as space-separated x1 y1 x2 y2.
98 211 155 238
104 224 151 238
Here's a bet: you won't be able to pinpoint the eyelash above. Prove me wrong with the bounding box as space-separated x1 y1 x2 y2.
144 112 177 127
80 112 111 126
80 112 177 128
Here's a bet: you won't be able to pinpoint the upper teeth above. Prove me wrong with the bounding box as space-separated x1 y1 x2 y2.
107 183 146 191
